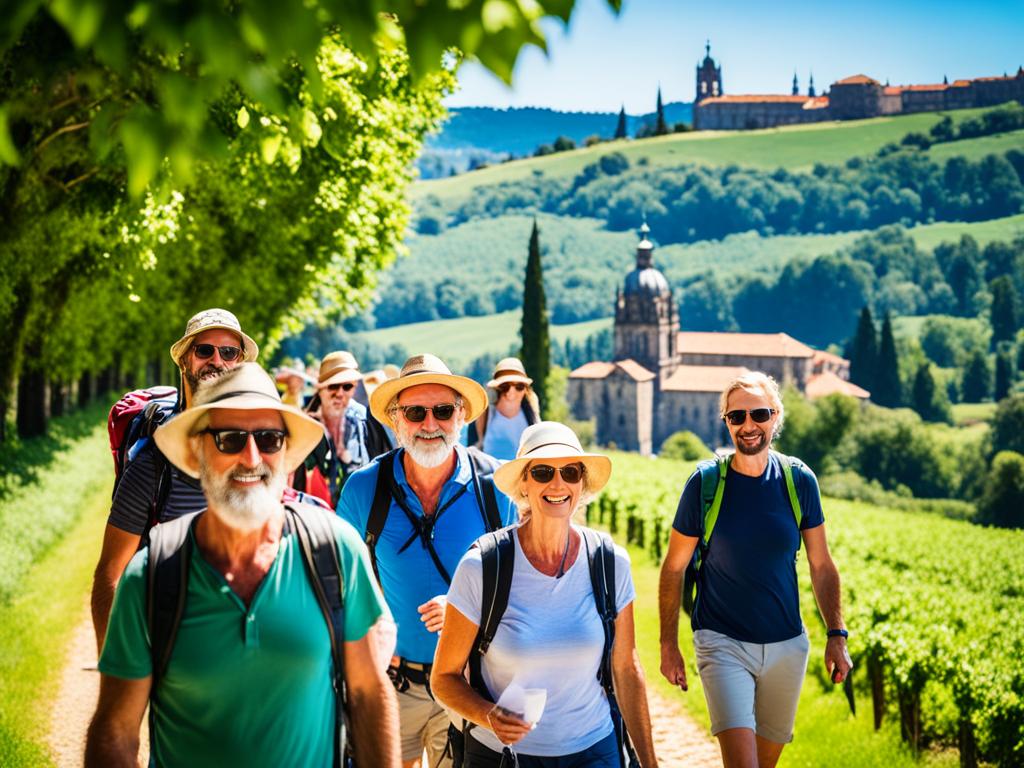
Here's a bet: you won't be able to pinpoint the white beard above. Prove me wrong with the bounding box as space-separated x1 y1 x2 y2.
398 418 463 469
200 455 286 531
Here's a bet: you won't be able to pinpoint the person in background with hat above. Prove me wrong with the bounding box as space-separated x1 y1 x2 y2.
86 363 400 768
469 357 541 462
276 361 312 407
293 350 393 508
91 308 259 653
337 353 519 768
432 421 659 767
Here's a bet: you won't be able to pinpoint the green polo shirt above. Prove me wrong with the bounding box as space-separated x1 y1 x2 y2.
99 513 387 768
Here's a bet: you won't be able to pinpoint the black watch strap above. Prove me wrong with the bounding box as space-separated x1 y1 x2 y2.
827 628 849 639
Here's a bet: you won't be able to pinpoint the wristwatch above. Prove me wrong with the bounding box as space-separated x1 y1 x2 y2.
826 628 849 639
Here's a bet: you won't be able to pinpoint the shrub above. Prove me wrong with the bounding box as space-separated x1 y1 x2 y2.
976 451 1024 528
659 430 710 461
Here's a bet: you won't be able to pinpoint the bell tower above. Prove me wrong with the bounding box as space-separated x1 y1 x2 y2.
695 40 723 102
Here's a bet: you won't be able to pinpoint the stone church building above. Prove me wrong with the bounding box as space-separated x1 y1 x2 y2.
567 225 868 455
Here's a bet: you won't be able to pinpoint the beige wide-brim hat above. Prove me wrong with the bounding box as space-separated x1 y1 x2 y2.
494 421 612 499
317 350 362 388
154 363 325 479
370 353 487 430
487 357 533 389
169 308 259 367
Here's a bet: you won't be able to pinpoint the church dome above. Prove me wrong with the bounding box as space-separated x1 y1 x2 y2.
624 266 670 296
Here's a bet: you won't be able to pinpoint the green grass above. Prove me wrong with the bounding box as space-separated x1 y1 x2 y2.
0 404 112 603
926 129 1024 164
414 108 1000 205
0 456 111 767
951 402 997 426
355 309 613 371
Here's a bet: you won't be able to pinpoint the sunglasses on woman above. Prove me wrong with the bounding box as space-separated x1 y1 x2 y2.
498 383 526 393
723 408 776 426
393 403 458 422
327 382 355 393
528 463 585 484
202 428 287 454
192 343 242 362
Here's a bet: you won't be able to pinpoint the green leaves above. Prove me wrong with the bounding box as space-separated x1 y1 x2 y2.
0 107 19 166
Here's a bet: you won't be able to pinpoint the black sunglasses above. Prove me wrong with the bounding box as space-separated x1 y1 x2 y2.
202 428 287 454
192 343 242 362
724 408 776 426
529 463 585 484
327 382 355 393
393 403 459 423
498 382 526 393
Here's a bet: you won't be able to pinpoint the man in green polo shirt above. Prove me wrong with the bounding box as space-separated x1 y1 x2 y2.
86 363 400 767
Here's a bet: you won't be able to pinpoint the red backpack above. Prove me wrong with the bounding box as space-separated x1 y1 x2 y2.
108 386 180 485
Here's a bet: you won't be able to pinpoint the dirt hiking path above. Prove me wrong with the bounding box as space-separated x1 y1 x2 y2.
49 612 718 767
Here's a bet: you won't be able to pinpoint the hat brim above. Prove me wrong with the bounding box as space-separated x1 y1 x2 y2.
370 373 487 429
154 395 325 479
487 373 533 389
170 326 259 367
318 368 363 388
494 446 612 500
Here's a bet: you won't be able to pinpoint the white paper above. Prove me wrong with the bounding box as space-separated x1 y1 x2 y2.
496 683 547 725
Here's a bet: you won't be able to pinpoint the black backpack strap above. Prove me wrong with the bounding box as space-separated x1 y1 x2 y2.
468 457 503 533
365 450 399 583
468 528 516 701
288 504 347 768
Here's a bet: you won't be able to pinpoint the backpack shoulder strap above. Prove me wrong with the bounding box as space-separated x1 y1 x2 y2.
698 455 730 547
469 457 502 533
474 528 516 658
287 504 347 768
771 451 804 530
365 450 399 583
146 510 202 689
581 528 617 691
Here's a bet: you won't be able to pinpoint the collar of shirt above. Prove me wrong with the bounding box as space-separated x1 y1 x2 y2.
391 443 473 512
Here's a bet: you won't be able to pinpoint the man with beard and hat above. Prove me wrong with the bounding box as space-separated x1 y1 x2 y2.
86 363 400 768
658 371 851 768
336 353 518 768
90 308 259 653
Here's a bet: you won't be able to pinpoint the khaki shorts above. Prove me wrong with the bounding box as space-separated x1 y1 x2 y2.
694 628 810 744
398 680 451 765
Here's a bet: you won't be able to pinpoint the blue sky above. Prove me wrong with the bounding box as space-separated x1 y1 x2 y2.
446 0 1024 113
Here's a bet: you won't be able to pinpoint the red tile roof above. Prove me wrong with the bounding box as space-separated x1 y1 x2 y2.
569 359 655 383
951 79 972 87
805 371 870 400
812 349 849 367
662 365 749 393
803 96 830 109
883 86 903 96
678 332 815 359
902 83 948 92
834 74 880 86
699 94 812 105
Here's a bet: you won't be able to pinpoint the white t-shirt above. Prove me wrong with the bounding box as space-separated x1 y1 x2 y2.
481 407 529 461
446 525 636 756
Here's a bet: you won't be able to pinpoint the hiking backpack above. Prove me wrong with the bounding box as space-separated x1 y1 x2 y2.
363 449 503 585
681 450 805 616
448 526 640 768
146 503 352 767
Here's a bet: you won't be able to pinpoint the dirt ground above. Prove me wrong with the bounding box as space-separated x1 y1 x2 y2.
49 611 719 767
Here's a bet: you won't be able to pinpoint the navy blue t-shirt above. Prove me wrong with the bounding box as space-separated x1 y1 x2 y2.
672 453 824 644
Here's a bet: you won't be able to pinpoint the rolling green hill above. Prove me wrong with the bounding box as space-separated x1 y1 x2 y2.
414 107 1001 205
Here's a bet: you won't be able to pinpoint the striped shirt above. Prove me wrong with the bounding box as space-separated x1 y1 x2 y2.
108 442 206 535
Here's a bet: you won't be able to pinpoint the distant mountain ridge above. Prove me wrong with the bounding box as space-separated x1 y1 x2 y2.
418 103 693 176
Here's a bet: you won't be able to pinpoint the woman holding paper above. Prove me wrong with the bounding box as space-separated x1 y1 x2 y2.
432 422 659 767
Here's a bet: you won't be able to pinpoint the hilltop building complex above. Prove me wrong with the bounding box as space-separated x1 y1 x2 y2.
693 42 1024 131
567 225 868 455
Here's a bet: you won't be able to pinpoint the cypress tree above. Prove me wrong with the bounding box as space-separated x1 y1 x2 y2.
614 106 627 140
911 363 950 422
655 87 668 136
995 351 1013 401
520 219 551 415
874 313 903 407
848 306 878 393
962 350 992 402
990 275 1019 346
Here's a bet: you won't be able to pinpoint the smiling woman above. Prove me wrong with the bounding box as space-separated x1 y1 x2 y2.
431 421 661 767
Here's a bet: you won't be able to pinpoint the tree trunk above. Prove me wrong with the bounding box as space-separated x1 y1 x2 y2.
959 717 977 768
78 371 94 407
49 379 65 418
97 366 114 398
16 367 48 438
869 654 885 730
897 686 921 754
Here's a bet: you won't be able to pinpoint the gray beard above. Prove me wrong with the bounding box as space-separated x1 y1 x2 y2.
199 455 286 531
398 419 463 469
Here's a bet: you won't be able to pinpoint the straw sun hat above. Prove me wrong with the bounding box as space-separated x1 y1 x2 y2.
154 363 324 479
494 421 612 500
317 350 362 388
486 357 533 389
169 308 259 367
369 353 487 430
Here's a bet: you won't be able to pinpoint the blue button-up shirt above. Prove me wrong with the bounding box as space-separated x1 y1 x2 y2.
337 444 517 662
